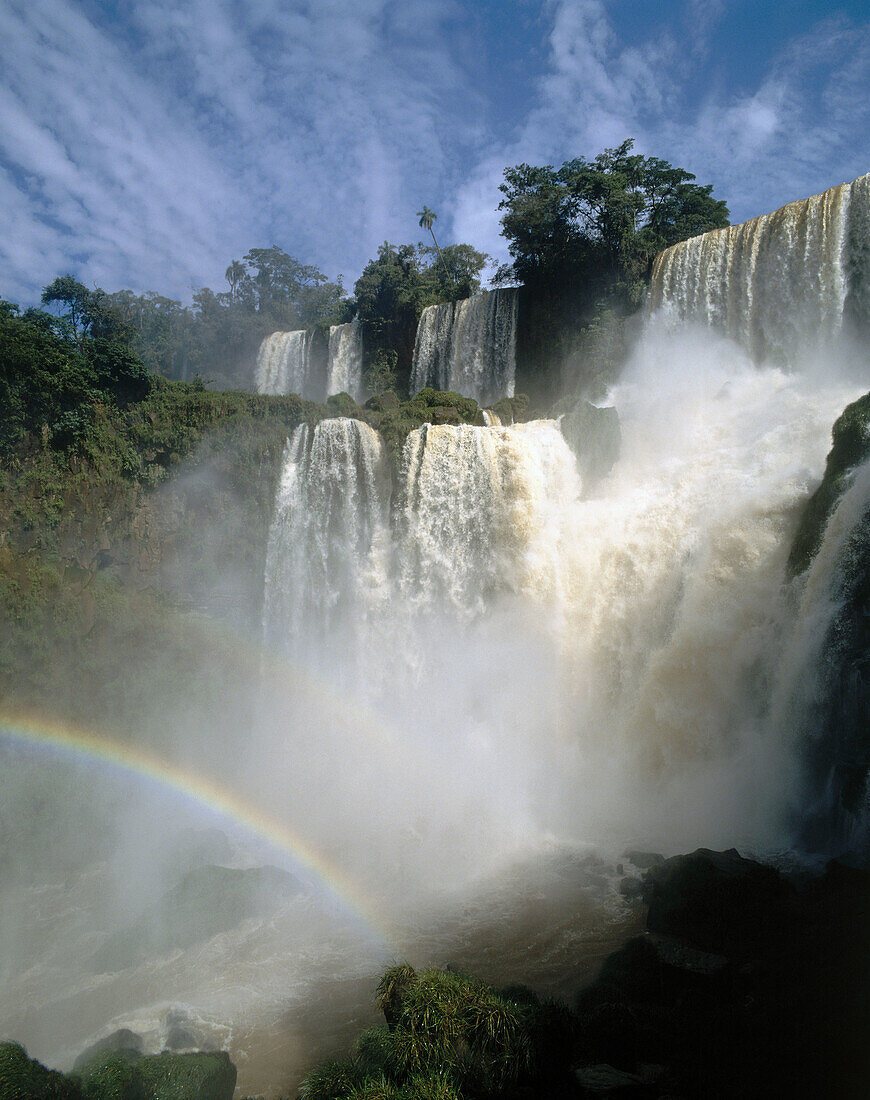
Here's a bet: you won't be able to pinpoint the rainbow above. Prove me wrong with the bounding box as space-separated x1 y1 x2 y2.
0 710 399 951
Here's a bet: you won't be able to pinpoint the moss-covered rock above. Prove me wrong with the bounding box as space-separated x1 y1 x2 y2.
788 392 870 576
325 391 358 418
489 393 529 425
74 1052 145 1100
0 1042 84 1099
371 388 484 474
135 1052 236 1100
74 1051 236 1100
557 399 621 491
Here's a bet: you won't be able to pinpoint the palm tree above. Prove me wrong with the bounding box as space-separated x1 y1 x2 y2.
224 260 246 303
417 207 454 290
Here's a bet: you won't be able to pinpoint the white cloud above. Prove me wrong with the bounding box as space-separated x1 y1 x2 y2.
452 1 870 280
1 0 868 303
0 0 485 303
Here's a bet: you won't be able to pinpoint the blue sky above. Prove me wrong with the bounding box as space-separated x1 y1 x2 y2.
1 0 868 305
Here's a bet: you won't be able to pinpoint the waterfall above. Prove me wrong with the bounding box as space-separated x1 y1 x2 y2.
397 421 581 617
326 320 363 400
649 172 870 364
256 174 870 860
262 418 390 667
410 288 517 404
255 330 313 396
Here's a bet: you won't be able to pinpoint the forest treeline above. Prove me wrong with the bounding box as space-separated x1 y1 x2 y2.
1 139 728 458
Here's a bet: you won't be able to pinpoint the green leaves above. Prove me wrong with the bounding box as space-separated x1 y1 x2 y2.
301 965 551 1099
498 138 729 291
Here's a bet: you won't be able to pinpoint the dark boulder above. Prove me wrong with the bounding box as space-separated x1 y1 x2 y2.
642 847 794 956
558 400 621 491
73 1029 144 1071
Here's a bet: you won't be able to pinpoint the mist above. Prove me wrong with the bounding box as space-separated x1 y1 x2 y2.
3 177 870 1096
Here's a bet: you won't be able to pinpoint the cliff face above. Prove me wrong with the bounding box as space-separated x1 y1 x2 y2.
0 388 309 733
786 392 870 853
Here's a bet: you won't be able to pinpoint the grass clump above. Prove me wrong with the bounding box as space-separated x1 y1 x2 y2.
299 965 575 1100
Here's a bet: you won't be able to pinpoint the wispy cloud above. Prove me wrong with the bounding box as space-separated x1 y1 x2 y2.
1 0 868 304
452 1 870 275
0 0 486 302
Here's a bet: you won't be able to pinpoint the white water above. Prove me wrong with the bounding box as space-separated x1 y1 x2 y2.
4 175 870 1096
326 320 363 400
255 330 313 396
262 417 390 675
649 172 870 365
410 287 517 404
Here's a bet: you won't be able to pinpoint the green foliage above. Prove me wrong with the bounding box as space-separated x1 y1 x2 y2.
136 1052 236 1100
75 1053 145 1100
71 1051 236 1100
788 392 870 575
353 242 488 394
300 965 575 1100
105 247 348 388
498 139 729 401
364 349 399 397
498 139 729 292
326 392 359 418
0 1042 84 1099
0 287 154 457
369 389 484 475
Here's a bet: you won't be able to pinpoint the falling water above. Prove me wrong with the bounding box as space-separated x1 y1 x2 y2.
255 330 313 396
5 175 870 1097
410 288 517 404
326 320 363 400
262 418 390 672
649 172 870 363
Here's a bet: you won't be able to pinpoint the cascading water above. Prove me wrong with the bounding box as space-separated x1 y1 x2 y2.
649 172 870 364
326 320 363 400
410 287 517 404
262 417 389 675
255 330 313 396
6 174 870 1097
397 421 580 618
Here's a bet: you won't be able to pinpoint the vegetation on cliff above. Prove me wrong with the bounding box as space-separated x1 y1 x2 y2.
496 139 729 401
300 964 575 1100
788 392 870 576
0 1042 237 1100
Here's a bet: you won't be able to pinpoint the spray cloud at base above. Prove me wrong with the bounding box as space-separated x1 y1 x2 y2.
2 174 869 1094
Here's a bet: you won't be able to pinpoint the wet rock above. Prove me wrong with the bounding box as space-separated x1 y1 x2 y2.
91 863 301 972
623 850 664 870
618 875 644 899
642 847 794 956
559 400 621 491
574 1062 653 1095
73 1028 144 1071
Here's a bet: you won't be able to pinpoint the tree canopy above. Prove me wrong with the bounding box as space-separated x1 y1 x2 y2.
497 139 729 297
496 139 730 400
353 240 488 391
1 281 152 455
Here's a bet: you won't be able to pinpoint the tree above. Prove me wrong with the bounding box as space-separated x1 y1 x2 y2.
40 275 132 349
417 206 453 290
224 260 247 303
498 139 729 296
496 140 729 399
354 241 488 394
